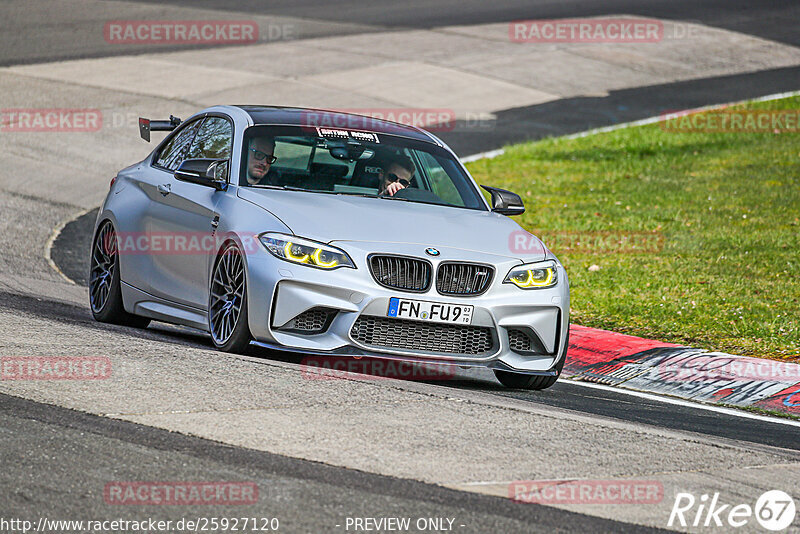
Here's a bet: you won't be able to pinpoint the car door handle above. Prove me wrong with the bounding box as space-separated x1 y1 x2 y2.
157 183 171 196
211 215 219 228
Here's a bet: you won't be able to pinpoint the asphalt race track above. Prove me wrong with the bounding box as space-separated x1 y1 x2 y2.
3 393 667 534
2 287 798 531
2 1 800 532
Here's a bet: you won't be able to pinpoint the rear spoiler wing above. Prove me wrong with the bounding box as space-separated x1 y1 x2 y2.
138 115 182 142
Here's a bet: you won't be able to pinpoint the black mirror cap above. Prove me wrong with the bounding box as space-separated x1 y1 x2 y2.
481 185 525 216
175 158 228 191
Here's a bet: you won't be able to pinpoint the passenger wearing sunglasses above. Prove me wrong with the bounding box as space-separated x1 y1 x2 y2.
378 152 416 197
246 136 278 185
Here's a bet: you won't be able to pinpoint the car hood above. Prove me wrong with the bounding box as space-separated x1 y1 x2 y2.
237 187 545 261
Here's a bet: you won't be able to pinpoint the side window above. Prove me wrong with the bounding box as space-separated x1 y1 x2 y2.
155 120 202 171
416 151 464 206
185 117 233 160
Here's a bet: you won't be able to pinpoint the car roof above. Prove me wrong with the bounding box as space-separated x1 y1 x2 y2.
233 105 442 145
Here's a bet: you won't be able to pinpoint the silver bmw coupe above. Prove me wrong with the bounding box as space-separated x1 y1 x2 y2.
90 105 569 389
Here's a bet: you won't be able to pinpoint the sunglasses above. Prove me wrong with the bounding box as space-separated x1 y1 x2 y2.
249 147 277 164
386 172 411 188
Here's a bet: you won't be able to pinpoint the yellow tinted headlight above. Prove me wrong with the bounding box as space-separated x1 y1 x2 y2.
284 242 310 263
504 260 558 289
259 233 354 270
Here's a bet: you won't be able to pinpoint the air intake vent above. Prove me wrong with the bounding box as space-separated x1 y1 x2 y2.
351 316 494 356
277 307 335 334
508 328 533 352
369 255 432 292
436 262 494 296
507 328 547 354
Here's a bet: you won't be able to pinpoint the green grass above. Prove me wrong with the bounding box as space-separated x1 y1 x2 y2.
467 96 800 361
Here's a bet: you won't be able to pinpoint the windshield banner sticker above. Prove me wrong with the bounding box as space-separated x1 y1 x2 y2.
315 127 380 143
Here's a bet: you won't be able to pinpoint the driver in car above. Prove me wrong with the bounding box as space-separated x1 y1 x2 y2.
378 152 416 196
246 136 277 185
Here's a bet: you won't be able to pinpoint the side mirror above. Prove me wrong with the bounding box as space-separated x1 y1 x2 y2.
481 185 525 216
175 159 228 191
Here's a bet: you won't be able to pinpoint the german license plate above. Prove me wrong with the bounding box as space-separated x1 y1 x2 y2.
387 297 473 325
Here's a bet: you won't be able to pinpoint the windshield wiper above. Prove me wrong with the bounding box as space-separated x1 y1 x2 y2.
250 185 320 192
377 195 414 203
255 184 377 198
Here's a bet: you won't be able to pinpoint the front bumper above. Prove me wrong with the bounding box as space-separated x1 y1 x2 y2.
245 241 569 374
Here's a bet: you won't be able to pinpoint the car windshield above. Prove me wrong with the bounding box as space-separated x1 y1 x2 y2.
239 125 487 210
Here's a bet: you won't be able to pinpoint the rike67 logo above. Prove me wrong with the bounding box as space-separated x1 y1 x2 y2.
669 490 796 531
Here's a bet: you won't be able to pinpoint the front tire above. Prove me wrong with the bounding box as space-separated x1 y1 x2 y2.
494 370 559 390
89 220 150 328
493 328 569 390
209 242 252 353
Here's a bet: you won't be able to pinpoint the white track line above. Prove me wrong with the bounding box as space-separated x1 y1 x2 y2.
563 378 800 428
460 90 800 161
460 148 505 163
563 89 800 140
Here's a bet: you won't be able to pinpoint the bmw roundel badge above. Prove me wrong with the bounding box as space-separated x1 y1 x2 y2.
425 247 440 256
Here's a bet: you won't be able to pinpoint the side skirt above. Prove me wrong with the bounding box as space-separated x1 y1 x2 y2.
121 281 209 331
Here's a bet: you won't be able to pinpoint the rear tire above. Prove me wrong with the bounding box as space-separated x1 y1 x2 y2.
494 328 569 390
209 242 252 353
89 220 151 328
